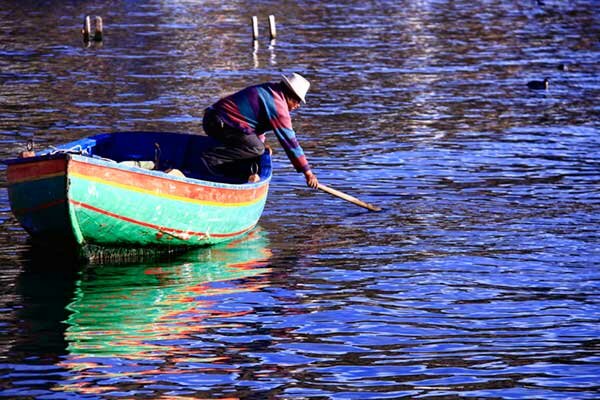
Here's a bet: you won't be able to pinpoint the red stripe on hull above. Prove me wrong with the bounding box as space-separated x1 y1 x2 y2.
70 200 255 239
12 198 66 216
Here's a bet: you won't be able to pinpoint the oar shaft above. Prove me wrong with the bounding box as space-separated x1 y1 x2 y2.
317 183 382 212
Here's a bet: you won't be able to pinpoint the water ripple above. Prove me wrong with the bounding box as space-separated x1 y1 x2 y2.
1 0 599 398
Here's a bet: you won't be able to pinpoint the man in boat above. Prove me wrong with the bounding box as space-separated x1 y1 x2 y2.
201 72 319 188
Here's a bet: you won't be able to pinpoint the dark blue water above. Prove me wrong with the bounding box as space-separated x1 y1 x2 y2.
1 0 599 398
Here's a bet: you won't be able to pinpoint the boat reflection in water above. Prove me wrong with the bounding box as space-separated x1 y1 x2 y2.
57 228 272 397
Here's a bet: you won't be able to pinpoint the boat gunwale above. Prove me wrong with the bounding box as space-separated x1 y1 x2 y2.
4 148 272 191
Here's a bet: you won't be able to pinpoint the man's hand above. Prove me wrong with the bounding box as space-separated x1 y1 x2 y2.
304 170 319 189
264 143 273 155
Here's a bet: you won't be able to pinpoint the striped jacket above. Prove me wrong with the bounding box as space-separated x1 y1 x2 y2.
211 82 310 173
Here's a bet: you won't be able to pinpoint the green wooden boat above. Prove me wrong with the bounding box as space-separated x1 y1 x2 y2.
2 131 272 260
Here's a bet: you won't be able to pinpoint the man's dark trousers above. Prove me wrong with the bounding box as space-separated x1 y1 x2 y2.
201 107 265 178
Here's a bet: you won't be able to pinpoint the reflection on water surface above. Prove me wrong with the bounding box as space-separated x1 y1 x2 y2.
1 0 599 398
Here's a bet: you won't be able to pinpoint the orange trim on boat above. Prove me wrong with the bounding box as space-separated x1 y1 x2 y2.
7 158 67 184
70 159 268 206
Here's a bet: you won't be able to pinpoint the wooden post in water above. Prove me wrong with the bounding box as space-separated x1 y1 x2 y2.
251 16 259 41
82 15 91 42
93 16 103 41
251 15 259 66
268 15 276 40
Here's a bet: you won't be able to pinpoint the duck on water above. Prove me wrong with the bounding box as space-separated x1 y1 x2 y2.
527 77 549 90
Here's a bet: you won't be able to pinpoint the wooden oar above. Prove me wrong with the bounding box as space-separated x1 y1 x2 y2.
318 183 382 212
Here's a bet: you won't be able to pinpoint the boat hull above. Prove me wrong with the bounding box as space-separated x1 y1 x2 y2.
7 157 74 245
4 132 271 258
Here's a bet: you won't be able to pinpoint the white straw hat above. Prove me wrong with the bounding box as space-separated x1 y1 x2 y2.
281 72 310 103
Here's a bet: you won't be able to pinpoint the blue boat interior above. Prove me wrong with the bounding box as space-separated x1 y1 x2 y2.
40 131 272 184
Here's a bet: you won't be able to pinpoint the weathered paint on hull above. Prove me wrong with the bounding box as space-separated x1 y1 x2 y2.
6 157 76 244
68 155 268 247
6 154 270 253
